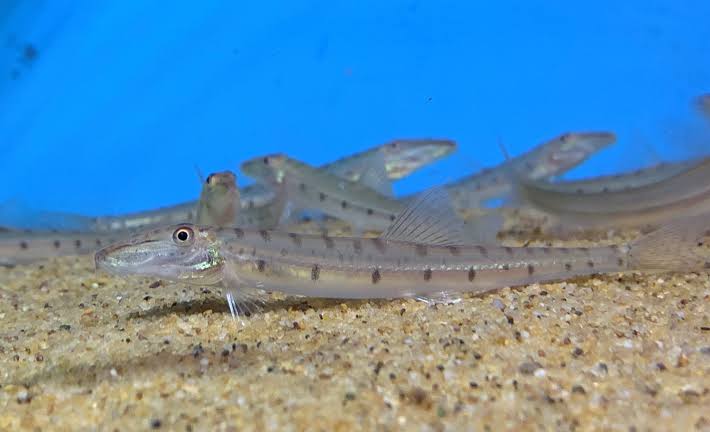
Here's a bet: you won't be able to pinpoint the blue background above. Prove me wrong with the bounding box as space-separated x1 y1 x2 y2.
1 1 709 216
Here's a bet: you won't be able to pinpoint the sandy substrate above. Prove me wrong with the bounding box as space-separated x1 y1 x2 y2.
0 224 709 431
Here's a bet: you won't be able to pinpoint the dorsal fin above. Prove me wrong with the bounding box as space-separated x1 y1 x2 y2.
380 187 464 246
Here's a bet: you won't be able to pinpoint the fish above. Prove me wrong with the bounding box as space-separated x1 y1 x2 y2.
88 202 198 232
0 230 126 266
238 138 456 210
196 171 241 227
526 159 701 195
514 156 710 233
16 139 455 233
241 153 402 233
241 132 613 235
323 138 456 181
94 188 710 320
438 132 616 210
0 170 244 265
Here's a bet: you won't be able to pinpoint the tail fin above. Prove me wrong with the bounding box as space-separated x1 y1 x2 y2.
628 213 710 271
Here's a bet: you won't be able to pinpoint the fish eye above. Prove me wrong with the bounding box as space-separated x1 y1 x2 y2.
206 174 213 185
172 226 194 244
263 157 269 165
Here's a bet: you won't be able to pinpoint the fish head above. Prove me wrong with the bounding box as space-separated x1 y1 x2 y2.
202 170 239 203
531 132 616 178
380 139 457 179
205 170 237 189
241 153 288 184
199 170 240 225
95 224 224 285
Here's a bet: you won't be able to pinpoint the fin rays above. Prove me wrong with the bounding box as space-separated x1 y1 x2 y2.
381 187 464 246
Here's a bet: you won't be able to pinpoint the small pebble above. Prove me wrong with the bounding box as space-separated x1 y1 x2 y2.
519 361 543 375
533 368 547 378
16 390 31 404
572 385 586 395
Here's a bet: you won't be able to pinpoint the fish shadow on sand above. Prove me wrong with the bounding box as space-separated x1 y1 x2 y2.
125 293 377 322
8 297 388 388
8 341 272 388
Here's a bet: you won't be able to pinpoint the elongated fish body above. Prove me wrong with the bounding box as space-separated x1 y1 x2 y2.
89 202 198 232
534 159 700 195
237 139 455 209
96 225 624 298
242 154 404 232
517 156 710 232
22 139 454 233
92 172 242 231
0 230 128 266
440 132 615 210
94 212 710 304
239 184 277 210
90 192 280 231
0 171 245 265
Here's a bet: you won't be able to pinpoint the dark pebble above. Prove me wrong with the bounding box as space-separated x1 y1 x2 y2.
571 385 586 394
518 361 543 375
191 344 204 358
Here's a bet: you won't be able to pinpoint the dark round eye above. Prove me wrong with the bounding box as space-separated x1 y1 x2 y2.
172 226 194 244
206 174 213 185
263 157 269 165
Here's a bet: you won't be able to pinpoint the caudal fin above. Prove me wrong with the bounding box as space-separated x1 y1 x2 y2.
628 213 710 271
